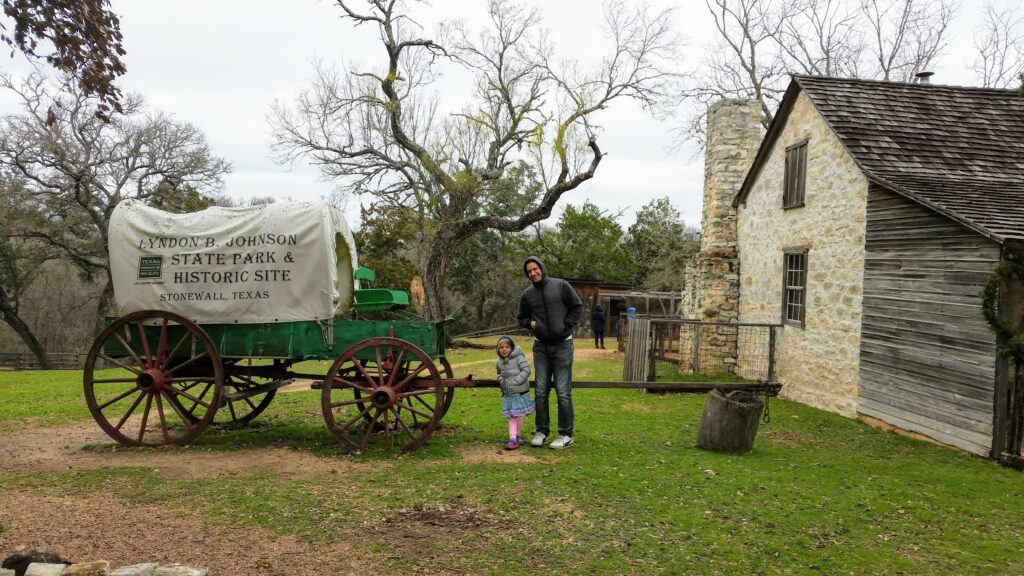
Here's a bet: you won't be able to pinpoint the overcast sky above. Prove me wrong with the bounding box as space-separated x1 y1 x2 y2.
0 0 1014 229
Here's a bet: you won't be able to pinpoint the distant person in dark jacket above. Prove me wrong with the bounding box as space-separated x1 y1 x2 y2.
614 299 627 340
591 304 606 349
517 256 583 449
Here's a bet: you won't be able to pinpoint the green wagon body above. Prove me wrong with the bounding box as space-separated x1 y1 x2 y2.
102 316 447 363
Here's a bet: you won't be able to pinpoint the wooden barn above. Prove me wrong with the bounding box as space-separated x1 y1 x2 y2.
732 75 1024 458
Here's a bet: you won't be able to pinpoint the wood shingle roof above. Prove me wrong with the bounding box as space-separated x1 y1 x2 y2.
734 75 1024 242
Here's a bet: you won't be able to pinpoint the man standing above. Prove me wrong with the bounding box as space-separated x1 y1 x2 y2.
518 256 583 449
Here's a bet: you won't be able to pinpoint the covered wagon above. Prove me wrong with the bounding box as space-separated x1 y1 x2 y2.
84 200 453 452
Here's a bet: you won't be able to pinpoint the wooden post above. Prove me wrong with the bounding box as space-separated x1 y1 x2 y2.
767 326 777 382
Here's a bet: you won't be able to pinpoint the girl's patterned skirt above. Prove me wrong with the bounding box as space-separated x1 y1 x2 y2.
501 391 535 419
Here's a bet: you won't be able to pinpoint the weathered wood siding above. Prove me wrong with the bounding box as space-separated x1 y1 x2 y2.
859 185 1000 456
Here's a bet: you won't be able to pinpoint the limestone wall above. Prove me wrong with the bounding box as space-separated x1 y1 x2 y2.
736 92 868 416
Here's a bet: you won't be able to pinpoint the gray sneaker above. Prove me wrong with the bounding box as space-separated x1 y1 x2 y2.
530 432 547 447
549 435 574 449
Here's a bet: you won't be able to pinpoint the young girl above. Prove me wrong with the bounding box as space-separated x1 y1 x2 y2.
496 335 534 450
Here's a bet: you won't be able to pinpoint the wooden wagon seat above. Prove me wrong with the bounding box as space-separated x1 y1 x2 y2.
352 267 410 312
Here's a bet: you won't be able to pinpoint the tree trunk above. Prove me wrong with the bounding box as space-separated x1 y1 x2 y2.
422 240 454 324
0 287 51 369
93 277 115 336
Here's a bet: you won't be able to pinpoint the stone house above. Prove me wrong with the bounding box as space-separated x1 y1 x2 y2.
724 75 1024 458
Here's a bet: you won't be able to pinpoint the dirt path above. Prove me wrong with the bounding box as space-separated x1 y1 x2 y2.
0 348 615 572
0 419 539 574
0 422 387 574
0 491 368 576
446 346 620 373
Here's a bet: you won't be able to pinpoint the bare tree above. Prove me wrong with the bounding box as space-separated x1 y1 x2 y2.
862 0 955 82
684 0 957 142
972 1 1024 88
0 72 231 331
271 0 681 321
0 172 54 367
681 0 789 138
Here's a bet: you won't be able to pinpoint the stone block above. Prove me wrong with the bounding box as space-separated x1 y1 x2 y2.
110 564 159 576
62 561 110 575
0 568 15 576
25 564 67 576
152 565 208 576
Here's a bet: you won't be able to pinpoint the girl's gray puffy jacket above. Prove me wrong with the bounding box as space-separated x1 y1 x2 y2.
496 346 531 396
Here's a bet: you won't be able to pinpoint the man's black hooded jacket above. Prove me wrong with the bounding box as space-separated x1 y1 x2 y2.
517 256 584 344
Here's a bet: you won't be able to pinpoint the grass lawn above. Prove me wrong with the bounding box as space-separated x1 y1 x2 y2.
1 340 1023 574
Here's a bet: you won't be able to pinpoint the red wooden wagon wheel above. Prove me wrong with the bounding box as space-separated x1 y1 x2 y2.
83 310 224 446
322 337 443 453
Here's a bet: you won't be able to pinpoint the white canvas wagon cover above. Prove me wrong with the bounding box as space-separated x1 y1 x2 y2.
109 200 358 324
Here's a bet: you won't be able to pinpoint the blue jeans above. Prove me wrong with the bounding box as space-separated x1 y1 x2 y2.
533 338 574 437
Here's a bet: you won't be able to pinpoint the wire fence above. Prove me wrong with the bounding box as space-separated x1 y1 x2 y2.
628 317 779 382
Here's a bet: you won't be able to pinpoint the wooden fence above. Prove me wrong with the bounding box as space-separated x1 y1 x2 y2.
0 352 85 371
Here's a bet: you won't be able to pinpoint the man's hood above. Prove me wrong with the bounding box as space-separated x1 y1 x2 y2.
523 256 547 285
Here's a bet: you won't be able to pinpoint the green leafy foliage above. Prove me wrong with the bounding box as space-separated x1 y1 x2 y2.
531 201 636 283
624 197 699 290
354 202 421 291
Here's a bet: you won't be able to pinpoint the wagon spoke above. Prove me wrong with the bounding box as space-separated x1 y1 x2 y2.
352 358 378 390
227 399 238 422
97 386 142 410
165 385 211 409
167 377 217 383
383 408 393 450
184 382 213 416
332 375 372 394
398 401 434 420
161 388 196 424
162 332 192 369
112 332 146 371
112 390 146 431
390 405 417 442
375 347 385 387
164 351 209 378
99 352 144 376
156 393 170 443
137 393 154 443
395 362 430 390
400 396 420 428
136 322 154 368
333 403 375 437
360 409 384 450
156 317 169 367
385 349 406 388
92 377 139 384
412 394 440 423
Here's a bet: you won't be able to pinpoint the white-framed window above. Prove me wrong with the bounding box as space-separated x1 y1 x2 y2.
783 250 808 327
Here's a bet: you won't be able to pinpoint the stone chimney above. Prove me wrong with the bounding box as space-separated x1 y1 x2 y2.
681 98 761 371
685 99 762 324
